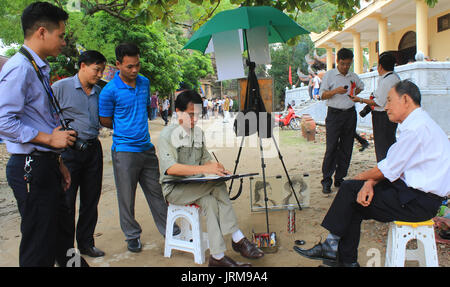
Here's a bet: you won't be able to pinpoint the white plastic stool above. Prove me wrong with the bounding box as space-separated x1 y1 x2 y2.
385 220 438 267
164 203 209 264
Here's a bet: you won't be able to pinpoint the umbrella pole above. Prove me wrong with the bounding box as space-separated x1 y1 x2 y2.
244 29 252 63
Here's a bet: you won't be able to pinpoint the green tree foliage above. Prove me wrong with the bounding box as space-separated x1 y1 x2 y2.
268 41 311 108
0 1 214 97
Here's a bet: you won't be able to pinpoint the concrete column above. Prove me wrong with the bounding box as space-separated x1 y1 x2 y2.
416 0 429 57
326 46 333 71
352 32 363 74
378 17 388 54
368 41 376 68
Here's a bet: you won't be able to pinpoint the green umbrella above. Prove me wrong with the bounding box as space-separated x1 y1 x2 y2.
183 6 309 54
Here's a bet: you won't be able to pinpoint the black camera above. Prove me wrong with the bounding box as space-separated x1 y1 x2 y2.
359 104 372 118
60 119 88 151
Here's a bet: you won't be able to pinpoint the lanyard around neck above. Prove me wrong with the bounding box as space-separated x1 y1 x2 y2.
19 47 62 117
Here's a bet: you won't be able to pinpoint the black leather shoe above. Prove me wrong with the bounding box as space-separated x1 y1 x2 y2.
79 246 105 258
322 185 332 194
359 142 369 152
293 241 337 263
127 238 142 253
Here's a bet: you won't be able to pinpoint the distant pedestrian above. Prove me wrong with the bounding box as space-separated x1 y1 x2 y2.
150 92 158 120
162 97 170 125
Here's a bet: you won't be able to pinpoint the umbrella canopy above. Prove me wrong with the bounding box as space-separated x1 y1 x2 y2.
183 6 309 53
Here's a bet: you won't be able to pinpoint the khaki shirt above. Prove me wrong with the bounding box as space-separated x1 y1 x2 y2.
157 124 213 197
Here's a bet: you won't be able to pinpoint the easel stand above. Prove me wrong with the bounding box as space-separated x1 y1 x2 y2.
229 40 303 238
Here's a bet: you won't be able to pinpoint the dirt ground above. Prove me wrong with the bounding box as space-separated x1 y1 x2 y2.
0 115 448 267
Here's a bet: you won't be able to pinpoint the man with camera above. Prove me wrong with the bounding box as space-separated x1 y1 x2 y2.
52 50 107 258
99 43 179 253
350 52 400 162
0 2 88 267
319 48 364 194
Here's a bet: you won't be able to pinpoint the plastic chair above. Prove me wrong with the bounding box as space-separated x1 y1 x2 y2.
164 203 209 264
385 220 438 267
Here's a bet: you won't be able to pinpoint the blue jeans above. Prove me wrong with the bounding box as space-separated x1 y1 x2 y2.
151 107 157 120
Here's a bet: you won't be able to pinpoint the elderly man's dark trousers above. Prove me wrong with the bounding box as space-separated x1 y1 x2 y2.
321 107 357 187
62 139 103 250
321 179 441 263
6 154 78 267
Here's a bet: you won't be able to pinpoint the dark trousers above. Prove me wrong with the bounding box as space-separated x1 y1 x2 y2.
321 179 441 263
61 139 103 250
372 111 397 162
6 154 83 267
321 107 357 187
162 110 169 124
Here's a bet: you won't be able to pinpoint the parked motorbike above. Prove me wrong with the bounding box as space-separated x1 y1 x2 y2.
274 104 301 130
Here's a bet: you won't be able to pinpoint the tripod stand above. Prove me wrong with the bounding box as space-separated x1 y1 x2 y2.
229 34 303 236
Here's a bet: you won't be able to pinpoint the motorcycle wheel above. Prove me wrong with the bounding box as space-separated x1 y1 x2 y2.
289 118 301 130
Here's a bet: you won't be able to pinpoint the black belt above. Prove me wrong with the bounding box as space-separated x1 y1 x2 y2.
328 106 355 113
11 150 61 161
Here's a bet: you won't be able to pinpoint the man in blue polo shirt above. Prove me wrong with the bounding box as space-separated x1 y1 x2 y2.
99 43 178 252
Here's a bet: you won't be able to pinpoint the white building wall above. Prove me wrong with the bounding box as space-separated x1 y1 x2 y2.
284 62 450 135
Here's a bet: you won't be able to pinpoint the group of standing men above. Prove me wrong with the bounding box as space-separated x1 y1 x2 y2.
318 48 400 194
0 2 177 266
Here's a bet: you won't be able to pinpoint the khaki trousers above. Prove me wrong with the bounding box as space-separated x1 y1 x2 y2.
166 181 239 255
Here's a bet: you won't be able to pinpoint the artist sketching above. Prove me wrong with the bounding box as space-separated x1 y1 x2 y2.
158 90 264 267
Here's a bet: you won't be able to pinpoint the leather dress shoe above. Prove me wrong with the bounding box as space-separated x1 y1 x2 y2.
79 246 105 258
322 185 332 194
232 237 264 259
293 241 337 263
127 238 142 253
208 255 252 267
359 142 369 152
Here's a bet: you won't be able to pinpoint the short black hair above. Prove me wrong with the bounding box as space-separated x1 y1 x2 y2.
337 48 354 61
393 80 421 106
175 90 202 111
78 50 106 68
21 2 69 39
115 43 140 63
378 51 396 71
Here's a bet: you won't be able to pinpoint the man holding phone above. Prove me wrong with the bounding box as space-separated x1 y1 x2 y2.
319 48 364 194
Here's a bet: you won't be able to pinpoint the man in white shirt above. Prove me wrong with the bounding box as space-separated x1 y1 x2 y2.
294 80 449 267
319 48 364 194
351 52 400 162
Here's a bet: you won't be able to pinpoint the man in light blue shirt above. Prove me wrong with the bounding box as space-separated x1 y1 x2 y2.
99 43 178 252
0 2 87 267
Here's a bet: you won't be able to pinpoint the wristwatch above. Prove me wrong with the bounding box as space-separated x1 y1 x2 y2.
360 98 364 104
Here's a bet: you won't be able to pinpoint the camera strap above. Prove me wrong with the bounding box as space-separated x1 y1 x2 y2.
18 47 64 125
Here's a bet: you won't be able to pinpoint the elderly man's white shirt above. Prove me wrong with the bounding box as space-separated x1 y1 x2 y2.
378 108 450 197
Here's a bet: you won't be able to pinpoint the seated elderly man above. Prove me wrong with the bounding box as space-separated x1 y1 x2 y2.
294 80 450 267
157 90 264 267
